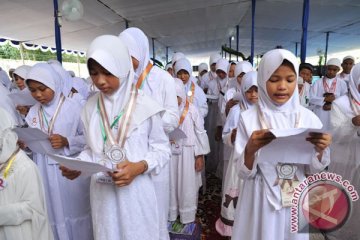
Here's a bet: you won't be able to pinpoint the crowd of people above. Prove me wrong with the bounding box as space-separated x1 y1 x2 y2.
0 27 359 240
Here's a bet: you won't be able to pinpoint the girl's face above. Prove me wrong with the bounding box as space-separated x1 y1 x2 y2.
266 65 297 105
245 86 258 104
200 70 207 77
88 59 120 95
177 96 182 106
216 70 226 80
237 72 245 85
177 69 190 84
228 64 236 78
167 68 174 76
14 74 25 90
27 80 55 105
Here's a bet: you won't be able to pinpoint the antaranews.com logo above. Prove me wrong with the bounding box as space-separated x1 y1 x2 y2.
291 172 359 233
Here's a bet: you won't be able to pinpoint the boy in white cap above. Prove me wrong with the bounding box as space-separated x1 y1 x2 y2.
338 55 355 87
309 58 348 130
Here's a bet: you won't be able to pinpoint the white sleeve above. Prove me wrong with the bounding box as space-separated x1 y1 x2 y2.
330 102 358 143
143 114 172 175
64 118 86 156
191 106 210 156
160 75 180 134
309 81 325 106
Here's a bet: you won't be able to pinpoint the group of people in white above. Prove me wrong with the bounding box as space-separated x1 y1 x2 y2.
0 26 358 240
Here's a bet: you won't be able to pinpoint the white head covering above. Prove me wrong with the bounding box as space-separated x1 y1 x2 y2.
25 63 62 117
0 108 18 163
349 62 360 105
343 55 355 62
171 52 185 67
165 63 172 71
209 53 221 66
119 27 150 80
0 68 11 90
49 62 73 97
326 58 341 68
68 70 76 77
175 58 192 76
216 58 229 74
72 77 90 99
198 63 208 74
13 65 32 80
234 61 253 78
239 71 258 110
257 49 301 127
174 78 186 105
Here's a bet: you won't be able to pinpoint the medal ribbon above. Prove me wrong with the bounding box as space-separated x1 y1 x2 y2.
38 94 66 135
136 62 153 90
2 148 20 179
323 78 337 93
179 99 190 125
98 84 138 147
188 82 195 103
349 93 360 115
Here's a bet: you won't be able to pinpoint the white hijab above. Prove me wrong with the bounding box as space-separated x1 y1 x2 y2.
49 62 73 97
216 58 229 74
349 62 360 105
234 61 253 90
257 49 301 129
13 65 32 80
171 52 185 67
198 63 208 74
209 53 221 66
175 58 192 76
72 77 90 99
119 27 150 80
0 68 11 90
0 108 18 164
25 63 62 117
239 71 258 110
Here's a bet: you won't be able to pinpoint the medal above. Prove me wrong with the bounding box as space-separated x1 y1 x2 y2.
187 90 192 97
277 163 297 180
105 144 126 164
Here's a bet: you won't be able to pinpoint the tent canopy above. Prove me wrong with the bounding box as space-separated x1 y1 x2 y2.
1 0 360 60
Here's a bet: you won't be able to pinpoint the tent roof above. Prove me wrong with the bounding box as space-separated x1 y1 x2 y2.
1 0 360 61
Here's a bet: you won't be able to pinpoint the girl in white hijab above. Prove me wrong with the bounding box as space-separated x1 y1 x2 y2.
24 63 92 240
231 49 332 240
216 71 258 236
201 53 222 93
0 108 54 240
62 35 171 240
174 57 208 118
119 28 178 240
198 62 208 89
327 62 360 240
224 61 253 115
169 79 210 224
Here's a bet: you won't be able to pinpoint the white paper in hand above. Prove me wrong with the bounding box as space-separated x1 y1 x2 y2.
258 128 323 164
49 154 112 176
8 89 37 106
13 127 60 155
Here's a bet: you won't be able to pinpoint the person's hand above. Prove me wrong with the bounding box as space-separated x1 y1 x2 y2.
16 105 30 116
195 155 204 172
244 130 275 170
215 126 223 142
110 160 146 187
225 99 239 116
324 93 335 103
231 129 237 144
322 103 332 111
352 115 360 127
59 165 81 180
306 132 332 159
49 134 69 149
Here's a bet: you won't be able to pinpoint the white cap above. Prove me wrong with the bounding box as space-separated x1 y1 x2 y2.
326 58 341 68
343 55 355 62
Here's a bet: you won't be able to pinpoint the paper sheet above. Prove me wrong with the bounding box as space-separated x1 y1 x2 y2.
13 127 60 155
8 89 37 106
169 127 187 141
49 154 112 176
258 128 324 164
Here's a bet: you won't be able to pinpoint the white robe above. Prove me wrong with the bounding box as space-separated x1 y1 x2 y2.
299 82 311 108
0 150 54 240
231 106 330 240
0 85 22 125
78 91 171 240
309 77 348 130
184 78 208 118
326 96 360 240
337 72 350 88
25 98 93 240
169 104 210 224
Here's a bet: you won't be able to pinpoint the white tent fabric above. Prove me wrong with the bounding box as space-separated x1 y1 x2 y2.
0 0 360 59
